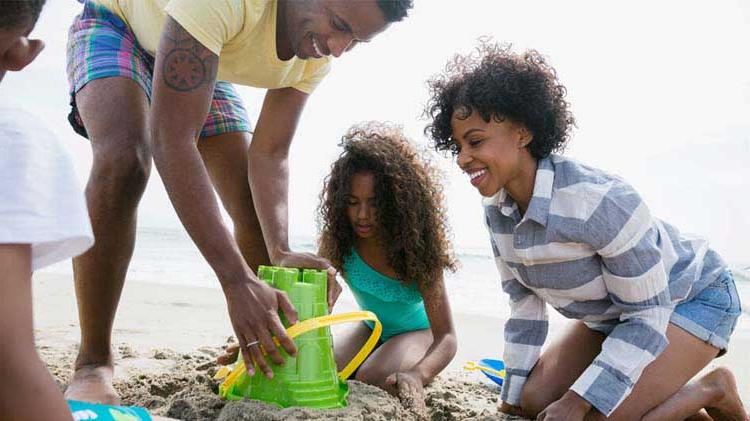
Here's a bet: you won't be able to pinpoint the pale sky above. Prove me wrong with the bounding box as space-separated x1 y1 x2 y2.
2 0 749 264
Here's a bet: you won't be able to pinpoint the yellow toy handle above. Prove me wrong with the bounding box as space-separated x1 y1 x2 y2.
462 360 506 378
217 311 381 395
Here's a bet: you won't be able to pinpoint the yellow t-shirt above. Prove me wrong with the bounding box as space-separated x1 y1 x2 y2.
92 0 331 94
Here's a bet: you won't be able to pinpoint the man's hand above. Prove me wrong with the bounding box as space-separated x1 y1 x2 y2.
536 391 592 421
275 250 342 311
222 277 299 378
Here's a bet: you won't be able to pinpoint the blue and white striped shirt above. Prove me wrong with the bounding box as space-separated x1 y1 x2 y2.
486 155 726 416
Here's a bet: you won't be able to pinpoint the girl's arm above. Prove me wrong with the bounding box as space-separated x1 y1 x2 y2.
402 272 457 385
0 245 73 421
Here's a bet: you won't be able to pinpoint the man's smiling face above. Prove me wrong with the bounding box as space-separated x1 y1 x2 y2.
278 0 390 60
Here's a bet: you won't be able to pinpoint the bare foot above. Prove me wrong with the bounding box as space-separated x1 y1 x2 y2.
64 364 120 405
703 367 749 421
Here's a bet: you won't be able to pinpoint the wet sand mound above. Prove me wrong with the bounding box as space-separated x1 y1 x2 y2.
43 344 527 420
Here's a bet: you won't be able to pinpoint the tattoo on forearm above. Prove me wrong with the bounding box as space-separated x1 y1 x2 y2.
161 18 217 92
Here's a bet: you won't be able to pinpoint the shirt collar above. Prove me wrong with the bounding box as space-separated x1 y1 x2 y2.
482 188 517 217
480 157 556 224
523 157 555 227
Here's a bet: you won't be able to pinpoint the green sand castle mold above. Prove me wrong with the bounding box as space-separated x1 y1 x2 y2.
221 266 349 409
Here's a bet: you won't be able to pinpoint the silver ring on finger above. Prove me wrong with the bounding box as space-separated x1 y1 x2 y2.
246 340 260 348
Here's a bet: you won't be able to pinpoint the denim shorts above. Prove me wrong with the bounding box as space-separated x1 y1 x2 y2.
66 1 251 139
587 270 742 356
670 269 742 355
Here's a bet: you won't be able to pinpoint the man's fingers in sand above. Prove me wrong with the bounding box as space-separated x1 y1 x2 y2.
276 290 298 325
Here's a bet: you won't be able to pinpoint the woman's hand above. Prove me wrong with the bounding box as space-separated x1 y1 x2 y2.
275 250 342 311
384 371 428 418
498 401 526 416
536 391 592 421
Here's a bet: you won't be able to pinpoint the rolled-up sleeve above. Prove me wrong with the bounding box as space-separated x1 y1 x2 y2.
500 268 548 405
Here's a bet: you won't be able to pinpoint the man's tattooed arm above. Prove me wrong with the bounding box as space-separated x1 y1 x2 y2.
160 17 218 92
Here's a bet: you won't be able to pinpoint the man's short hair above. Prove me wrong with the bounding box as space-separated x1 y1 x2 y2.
0 0 47 30
376 0 414 23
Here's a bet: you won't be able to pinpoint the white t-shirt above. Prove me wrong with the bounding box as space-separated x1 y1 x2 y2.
0 106 93 270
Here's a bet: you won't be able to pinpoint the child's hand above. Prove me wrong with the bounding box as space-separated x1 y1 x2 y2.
384 371 428 419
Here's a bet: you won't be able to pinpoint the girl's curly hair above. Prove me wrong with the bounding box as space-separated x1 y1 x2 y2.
317 122 456 288
424 39 575 159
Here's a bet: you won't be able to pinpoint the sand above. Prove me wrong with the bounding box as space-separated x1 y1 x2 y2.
34 272 750 420
42 342 523 420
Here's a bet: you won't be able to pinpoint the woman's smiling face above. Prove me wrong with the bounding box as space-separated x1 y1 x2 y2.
451 108 533 197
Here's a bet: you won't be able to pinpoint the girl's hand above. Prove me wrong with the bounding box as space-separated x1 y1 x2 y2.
536 391 591 421
384 371 428 419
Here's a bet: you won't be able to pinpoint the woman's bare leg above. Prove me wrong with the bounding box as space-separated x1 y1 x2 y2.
584 324 727 420
513 321 605 417
641 366 748 421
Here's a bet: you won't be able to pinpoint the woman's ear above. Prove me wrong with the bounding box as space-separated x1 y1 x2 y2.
517 125 533 149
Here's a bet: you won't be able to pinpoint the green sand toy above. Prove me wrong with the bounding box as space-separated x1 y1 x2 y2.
215 266 381 409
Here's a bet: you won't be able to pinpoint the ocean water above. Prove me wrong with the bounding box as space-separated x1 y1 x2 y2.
40 225 750 319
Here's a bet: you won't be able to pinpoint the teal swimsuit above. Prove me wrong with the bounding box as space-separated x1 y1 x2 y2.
342 249 430 341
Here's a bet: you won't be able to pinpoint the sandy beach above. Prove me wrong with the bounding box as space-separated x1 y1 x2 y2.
34 272 750 420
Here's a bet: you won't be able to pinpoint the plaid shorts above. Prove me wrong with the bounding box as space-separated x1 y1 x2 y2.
66 1 251 139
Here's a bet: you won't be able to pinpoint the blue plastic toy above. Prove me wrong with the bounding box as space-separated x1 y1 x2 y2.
463 358 505 386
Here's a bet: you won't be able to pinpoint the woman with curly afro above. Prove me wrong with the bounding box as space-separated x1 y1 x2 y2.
318 122 457 411
425 40 747 421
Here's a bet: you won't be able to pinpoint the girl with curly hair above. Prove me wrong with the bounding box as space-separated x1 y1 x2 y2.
425 40 746 421
318 122 457 409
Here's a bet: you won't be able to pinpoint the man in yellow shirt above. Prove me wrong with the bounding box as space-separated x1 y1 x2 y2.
64 0 412 404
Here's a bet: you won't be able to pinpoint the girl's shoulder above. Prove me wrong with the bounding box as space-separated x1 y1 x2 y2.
342 249 423 303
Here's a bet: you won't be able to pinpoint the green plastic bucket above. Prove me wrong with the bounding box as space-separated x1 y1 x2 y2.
220 266 348 409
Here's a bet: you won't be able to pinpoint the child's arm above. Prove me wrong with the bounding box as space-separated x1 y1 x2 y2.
0 245 73 421
398 273 457 386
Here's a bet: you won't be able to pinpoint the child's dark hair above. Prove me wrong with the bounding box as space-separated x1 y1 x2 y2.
0 0 46 29
424 39 575 159
318 122 456 288
376 0 413 23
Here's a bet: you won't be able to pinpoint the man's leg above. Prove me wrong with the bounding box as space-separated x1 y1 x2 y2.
197 132 270 271
65 77 151 404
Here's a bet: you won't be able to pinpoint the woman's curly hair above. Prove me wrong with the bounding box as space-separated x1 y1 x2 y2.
317 122 456 288
424 39 575 159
